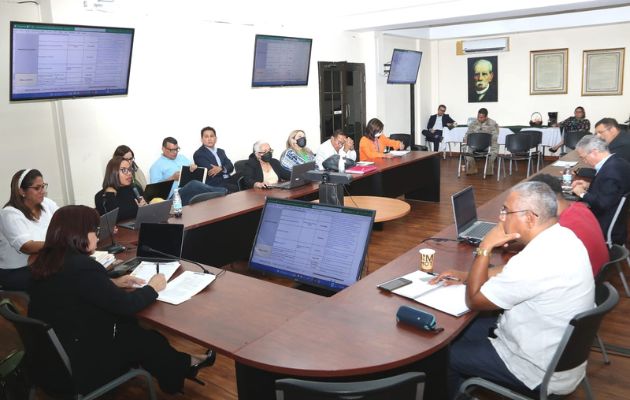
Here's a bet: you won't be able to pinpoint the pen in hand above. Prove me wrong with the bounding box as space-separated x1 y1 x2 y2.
156 262 160 275
427 271 460 281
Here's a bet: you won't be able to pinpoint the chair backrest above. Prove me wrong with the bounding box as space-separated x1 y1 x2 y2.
540 282 618 393
234 159 248 174
520 130 542 149
564 130 590 150
596 244 630 285
504 133 531 154
390 133 411 149
606 192 630 246
0 299 76 396
189 191 225 205
465 132 491 152
275 371 425 400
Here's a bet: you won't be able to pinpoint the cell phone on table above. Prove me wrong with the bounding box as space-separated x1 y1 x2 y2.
377 277 412 292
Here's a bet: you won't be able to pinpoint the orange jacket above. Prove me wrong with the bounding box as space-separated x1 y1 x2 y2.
359 135 402 160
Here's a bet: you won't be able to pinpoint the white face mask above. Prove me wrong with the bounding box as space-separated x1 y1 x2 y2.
375 132 382 138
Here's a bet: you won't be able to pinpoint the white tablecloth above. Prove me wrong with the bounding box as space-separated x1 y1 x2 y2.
440 126 562 152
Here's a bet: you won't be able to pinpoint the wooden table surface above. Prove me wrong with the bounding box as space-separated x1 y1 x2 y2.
316 195 411 223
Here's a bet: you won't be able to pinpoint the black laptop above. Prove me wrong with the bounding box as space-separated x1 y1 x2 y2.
451 186 496 243
143 180 174 203
268 161 316 189
107 222 184 277
118 199 173 230
97 207 118 244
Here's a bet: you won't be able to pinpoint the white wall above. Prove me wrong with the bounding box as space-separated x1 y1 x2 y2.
431 23 630 126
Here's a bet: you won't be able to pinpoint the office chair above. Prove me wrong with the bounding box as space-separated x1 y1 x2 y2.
458 282 619 400
520 130 543 169
234 160 248 174
189 191 225 205
390 133 427 151
497 134 535 182
0 299 157 400
605 192 630 297
561 130 590 154
275 371 425 400
458 132 492 179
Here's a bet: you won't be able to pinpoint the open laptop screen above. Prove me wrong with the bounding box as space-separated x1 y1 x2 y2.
452 186 478 234
137 223 184 259
249 198 375 292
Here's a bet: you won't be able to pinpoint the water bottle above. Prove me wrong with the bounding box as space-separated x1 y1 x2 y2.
172 188 183 217
561 167 572 193
338 155 345 173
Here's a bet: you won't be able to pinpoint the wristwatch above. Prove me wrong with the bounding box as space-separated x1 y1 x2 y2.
474 247 492 257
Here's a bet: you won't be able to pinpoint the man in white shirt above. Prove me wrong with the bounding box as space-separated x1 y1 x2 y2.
433 181 594 399
315 129 357 170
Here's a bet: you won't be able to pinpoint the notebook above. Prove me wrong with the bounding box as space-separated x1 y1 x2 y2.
118 199 173 231
451 186 496 243
267 161 316 189
143 180 174 202
107 222 184 277
346 165 378 174
179 166 207 187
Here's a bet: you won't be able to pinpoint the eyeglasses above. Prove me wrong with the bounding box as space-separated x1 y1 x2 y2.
119 167 133 175
595 126 611 135
123 157 134 162
257 149 273 155
165 147 180 153
499 205 538 220
26 183 48 192
438 108 446 112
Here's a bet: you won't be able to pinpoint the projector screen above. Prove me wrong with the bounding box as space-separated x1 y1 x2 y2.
387 48 422 85
249 198 375 292
10 21 134 101
251 34 312 87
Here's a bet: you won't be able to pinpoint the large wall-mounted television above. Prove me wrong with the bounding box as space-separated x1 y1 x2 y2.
249 198 375 292
387 48 422 85
251 34 312 87
10 21 134 101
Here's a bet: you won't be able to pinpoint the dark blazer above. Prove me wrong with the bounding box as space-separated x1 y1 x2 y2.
241 153 290 189
609 131 630 165
94 185 143 222
581 154 630 244
468 83 497 102
426 114 455 130
28 252 157 394
192 145 235 187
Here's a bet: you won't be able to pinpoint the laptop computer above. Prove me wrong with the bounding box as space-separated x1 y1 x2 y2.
268 161 316 189
97 207 118 244
143 180 174 203
118 199 173 230
107 222 184 277
451 186 496 243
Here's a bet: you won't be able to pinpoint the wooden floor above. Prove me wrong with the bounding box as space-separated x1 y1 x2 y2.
2 155 629 399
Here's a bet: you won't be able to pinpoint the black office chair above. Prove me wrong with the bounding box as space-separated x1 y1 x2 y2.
458 132 492 179
605 192 630 297
520 130 543 170
0 299 157 400
563 130 590 152
189 191 225 205
458 282 619 400
390 133 427 151
497 134 534 181
275 371 425 400
234 160 248 174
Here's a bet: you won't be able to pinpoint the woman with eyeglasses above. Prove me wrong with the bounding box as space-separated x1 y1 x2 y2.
95 156 147 222
0 169 59 290
113 145 148 189
241 141 290 189
359 118 404 160
28 205 215 395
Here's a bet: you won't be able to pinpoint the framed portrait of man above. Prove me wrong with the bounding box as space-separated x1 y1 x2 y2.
468 56 498 102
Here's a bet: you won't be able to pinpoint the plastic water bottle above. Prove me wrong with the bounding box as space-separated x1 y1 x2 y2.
561 167 572 193
338 155 345 173
172 188 183 217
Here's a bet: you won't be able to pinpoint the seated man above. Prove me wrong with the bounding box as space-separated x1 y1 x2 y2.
149 136 227 205
193 126 239 193
434 181 594 399
529 174 608 276
315 129 357 170
464 108 499 175
571 135 630 245
422 104 455 152
595 118 630 163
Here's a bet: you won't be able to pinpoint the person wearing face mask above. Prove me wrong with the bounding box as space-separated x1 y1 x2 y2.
279 130 315 171
359 118 404 160
241 141 290 189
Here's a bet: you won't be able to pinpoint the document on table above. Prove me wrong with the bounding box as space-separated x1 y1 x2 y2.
389 150 410 156
157 271 216 305
392 270 470 317
130 261 180 286
552 160 578 167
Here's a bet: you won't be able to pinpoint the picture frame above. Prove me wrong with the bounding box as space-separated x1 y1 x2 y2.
467 56 498 103
582 48 625 96
530 48 568 95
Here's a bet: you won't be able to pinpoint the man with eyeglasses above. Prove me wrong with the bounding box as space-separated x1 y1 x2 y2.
314 129 357 170
149 137 227 205
432 181 594 399
422 105 456 152
594 117 630 164
571 135 630 245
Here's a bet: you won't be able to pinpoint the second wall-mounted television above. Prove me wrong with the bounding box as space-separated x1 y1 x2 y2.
251 34 312 87
10 21 134 101
387 48 422 85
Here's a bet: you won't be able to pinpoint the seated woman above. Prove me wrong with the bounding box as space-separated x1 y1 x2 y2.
28 205 214 395
549 106 591 153
0 169 58 290
193 126 239 193
113 145 148 189
359 118 404 160
95 156 147 222
279 130 315 171
242 141 290 189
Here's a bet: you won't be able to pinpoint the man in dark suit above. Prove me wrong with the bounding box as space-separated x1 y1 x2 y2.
468 58 497 102
572 135 630 244
595 117 630 164
421 104 456 151
193 126 239 193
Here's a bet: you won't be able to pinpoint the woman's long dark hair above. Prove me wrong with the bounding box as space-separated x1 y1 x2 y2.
31 205 100 280
4 169 43 221
101 156 129 190
363 118 384 140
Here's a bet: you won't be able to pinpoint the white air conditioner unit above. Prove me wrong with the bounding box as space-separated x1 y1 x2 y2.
457 37 509 55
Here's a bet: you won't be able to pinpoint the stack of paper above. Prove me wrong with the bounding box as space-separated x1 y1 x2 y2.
91 251 116 268
130 261 181 285
157 271 216 305
389 150 410 157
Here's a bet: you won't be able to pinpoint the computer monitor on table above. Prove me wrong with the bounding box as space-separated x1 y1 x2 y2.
249 198 375 292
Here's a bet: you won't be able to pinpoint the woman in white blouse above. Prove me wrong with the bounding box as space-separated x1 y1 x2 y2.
0 169 58 290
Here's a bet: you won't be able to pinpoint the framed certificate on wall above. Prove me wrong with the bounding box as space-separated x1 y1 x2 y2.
582 48 625 96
